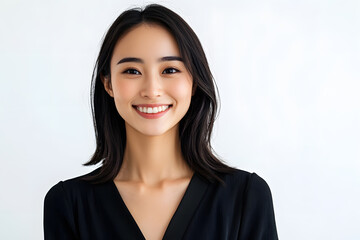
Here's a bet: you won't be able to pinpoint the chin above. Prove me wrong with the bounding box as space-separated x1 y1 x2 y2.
137 127 172 137
124 120 179 137
130 121 179 137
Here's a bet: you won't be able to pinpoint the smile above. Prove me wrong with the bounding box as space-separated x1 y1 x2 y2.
132 104 173 119
137 105 170 113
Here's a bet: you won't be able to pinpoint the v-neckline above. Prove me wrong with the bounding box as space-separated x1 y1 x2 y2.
109 172 208 240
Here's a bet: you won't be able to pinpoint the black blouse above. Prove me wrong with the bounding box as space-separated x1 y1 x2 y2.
44 167 278 239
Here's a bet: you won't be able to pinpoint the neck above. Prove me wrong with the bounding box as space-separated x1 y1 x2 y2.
116 123 192 185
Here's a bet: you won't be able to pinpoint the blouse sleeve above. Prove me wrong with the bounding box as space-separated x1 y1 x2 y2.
238 173 278 240
43 181 78 240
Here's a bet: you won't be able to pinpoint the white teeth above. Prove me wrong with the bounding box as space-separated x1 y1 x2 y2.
136 105 170 113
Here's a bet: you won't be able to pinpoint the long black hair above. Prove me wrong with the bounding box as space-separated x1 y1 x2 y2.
82 4 237 184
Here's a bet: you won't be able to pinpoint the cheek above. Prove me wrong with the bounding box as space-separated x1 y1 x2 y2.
112 81 137 103
169 79 193 102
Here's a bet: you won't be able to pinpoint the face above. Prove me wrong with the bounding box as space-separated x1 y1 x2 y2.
102 23 194 136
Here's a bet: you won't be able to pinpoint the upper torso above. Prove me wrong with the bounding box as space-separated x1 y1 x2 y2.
44 167 278 240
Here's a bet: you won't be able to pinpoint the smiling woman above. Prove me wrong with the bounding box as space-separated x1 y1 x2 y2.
43 4 278 240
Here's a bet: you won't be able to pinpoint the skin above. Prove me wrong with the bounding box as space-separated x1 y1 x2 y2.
102 23 195 240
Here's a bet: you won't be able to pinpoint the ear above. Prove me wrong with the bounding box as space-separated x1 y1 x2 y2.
101 74 114 97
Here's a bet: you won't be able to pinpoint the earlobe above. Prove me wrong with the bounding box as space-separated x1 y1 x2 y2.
100 74 114 97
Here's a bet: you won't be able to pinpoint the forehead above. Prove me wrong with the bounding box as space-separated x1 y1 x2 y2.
112 23 180 62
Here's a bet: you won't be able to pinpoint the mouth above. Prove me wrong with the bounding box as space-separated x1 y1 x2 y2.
132 104 173 114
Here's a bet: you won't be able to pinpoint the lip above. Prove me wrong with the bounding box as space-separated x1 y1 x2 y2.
133 104 172 108
133 105 172 119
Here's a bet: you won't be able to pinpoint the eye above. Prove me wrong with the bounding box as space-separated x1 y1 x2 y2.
123 68 141 75
162 68 180 74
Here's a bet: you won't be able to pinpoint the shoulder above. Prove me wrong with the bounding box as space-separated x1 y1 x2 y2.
43 169 102 238
224 169 278 238
44 167 102 204
214 168 274 202
219 168 271 189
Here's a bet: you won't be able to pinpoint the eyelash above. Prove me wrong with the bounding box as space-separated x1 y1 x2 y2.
122 68 180 75
123 69 141 75
162 68 180 74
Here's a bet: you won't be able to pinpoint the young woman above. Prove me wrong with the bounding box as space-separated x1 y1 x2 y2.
44 4 278 240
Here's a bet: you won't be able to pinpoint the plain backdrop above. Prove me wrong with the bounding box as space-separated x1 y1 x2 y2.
0 0 359 239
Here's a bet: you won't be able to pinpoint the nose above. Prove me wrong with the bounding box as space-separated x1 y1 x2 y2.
140 72 163 98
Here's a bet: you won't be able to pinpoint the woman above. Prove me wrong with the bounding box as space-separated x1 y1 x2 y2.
44 4 278 240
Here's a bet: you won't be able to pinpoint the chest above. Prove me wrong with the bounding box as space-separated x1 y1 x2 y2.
113 180 191 240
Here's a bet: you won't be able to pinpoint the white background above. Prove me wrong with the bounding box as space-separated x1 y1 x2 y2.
0 0 359 239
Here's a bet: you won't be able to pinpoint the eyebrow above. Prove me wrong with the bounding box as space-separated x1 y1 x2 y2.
117 56 183 65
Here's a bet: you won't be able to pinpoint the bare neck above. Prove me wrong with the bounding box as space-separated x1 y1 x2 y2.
116 123 192 185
